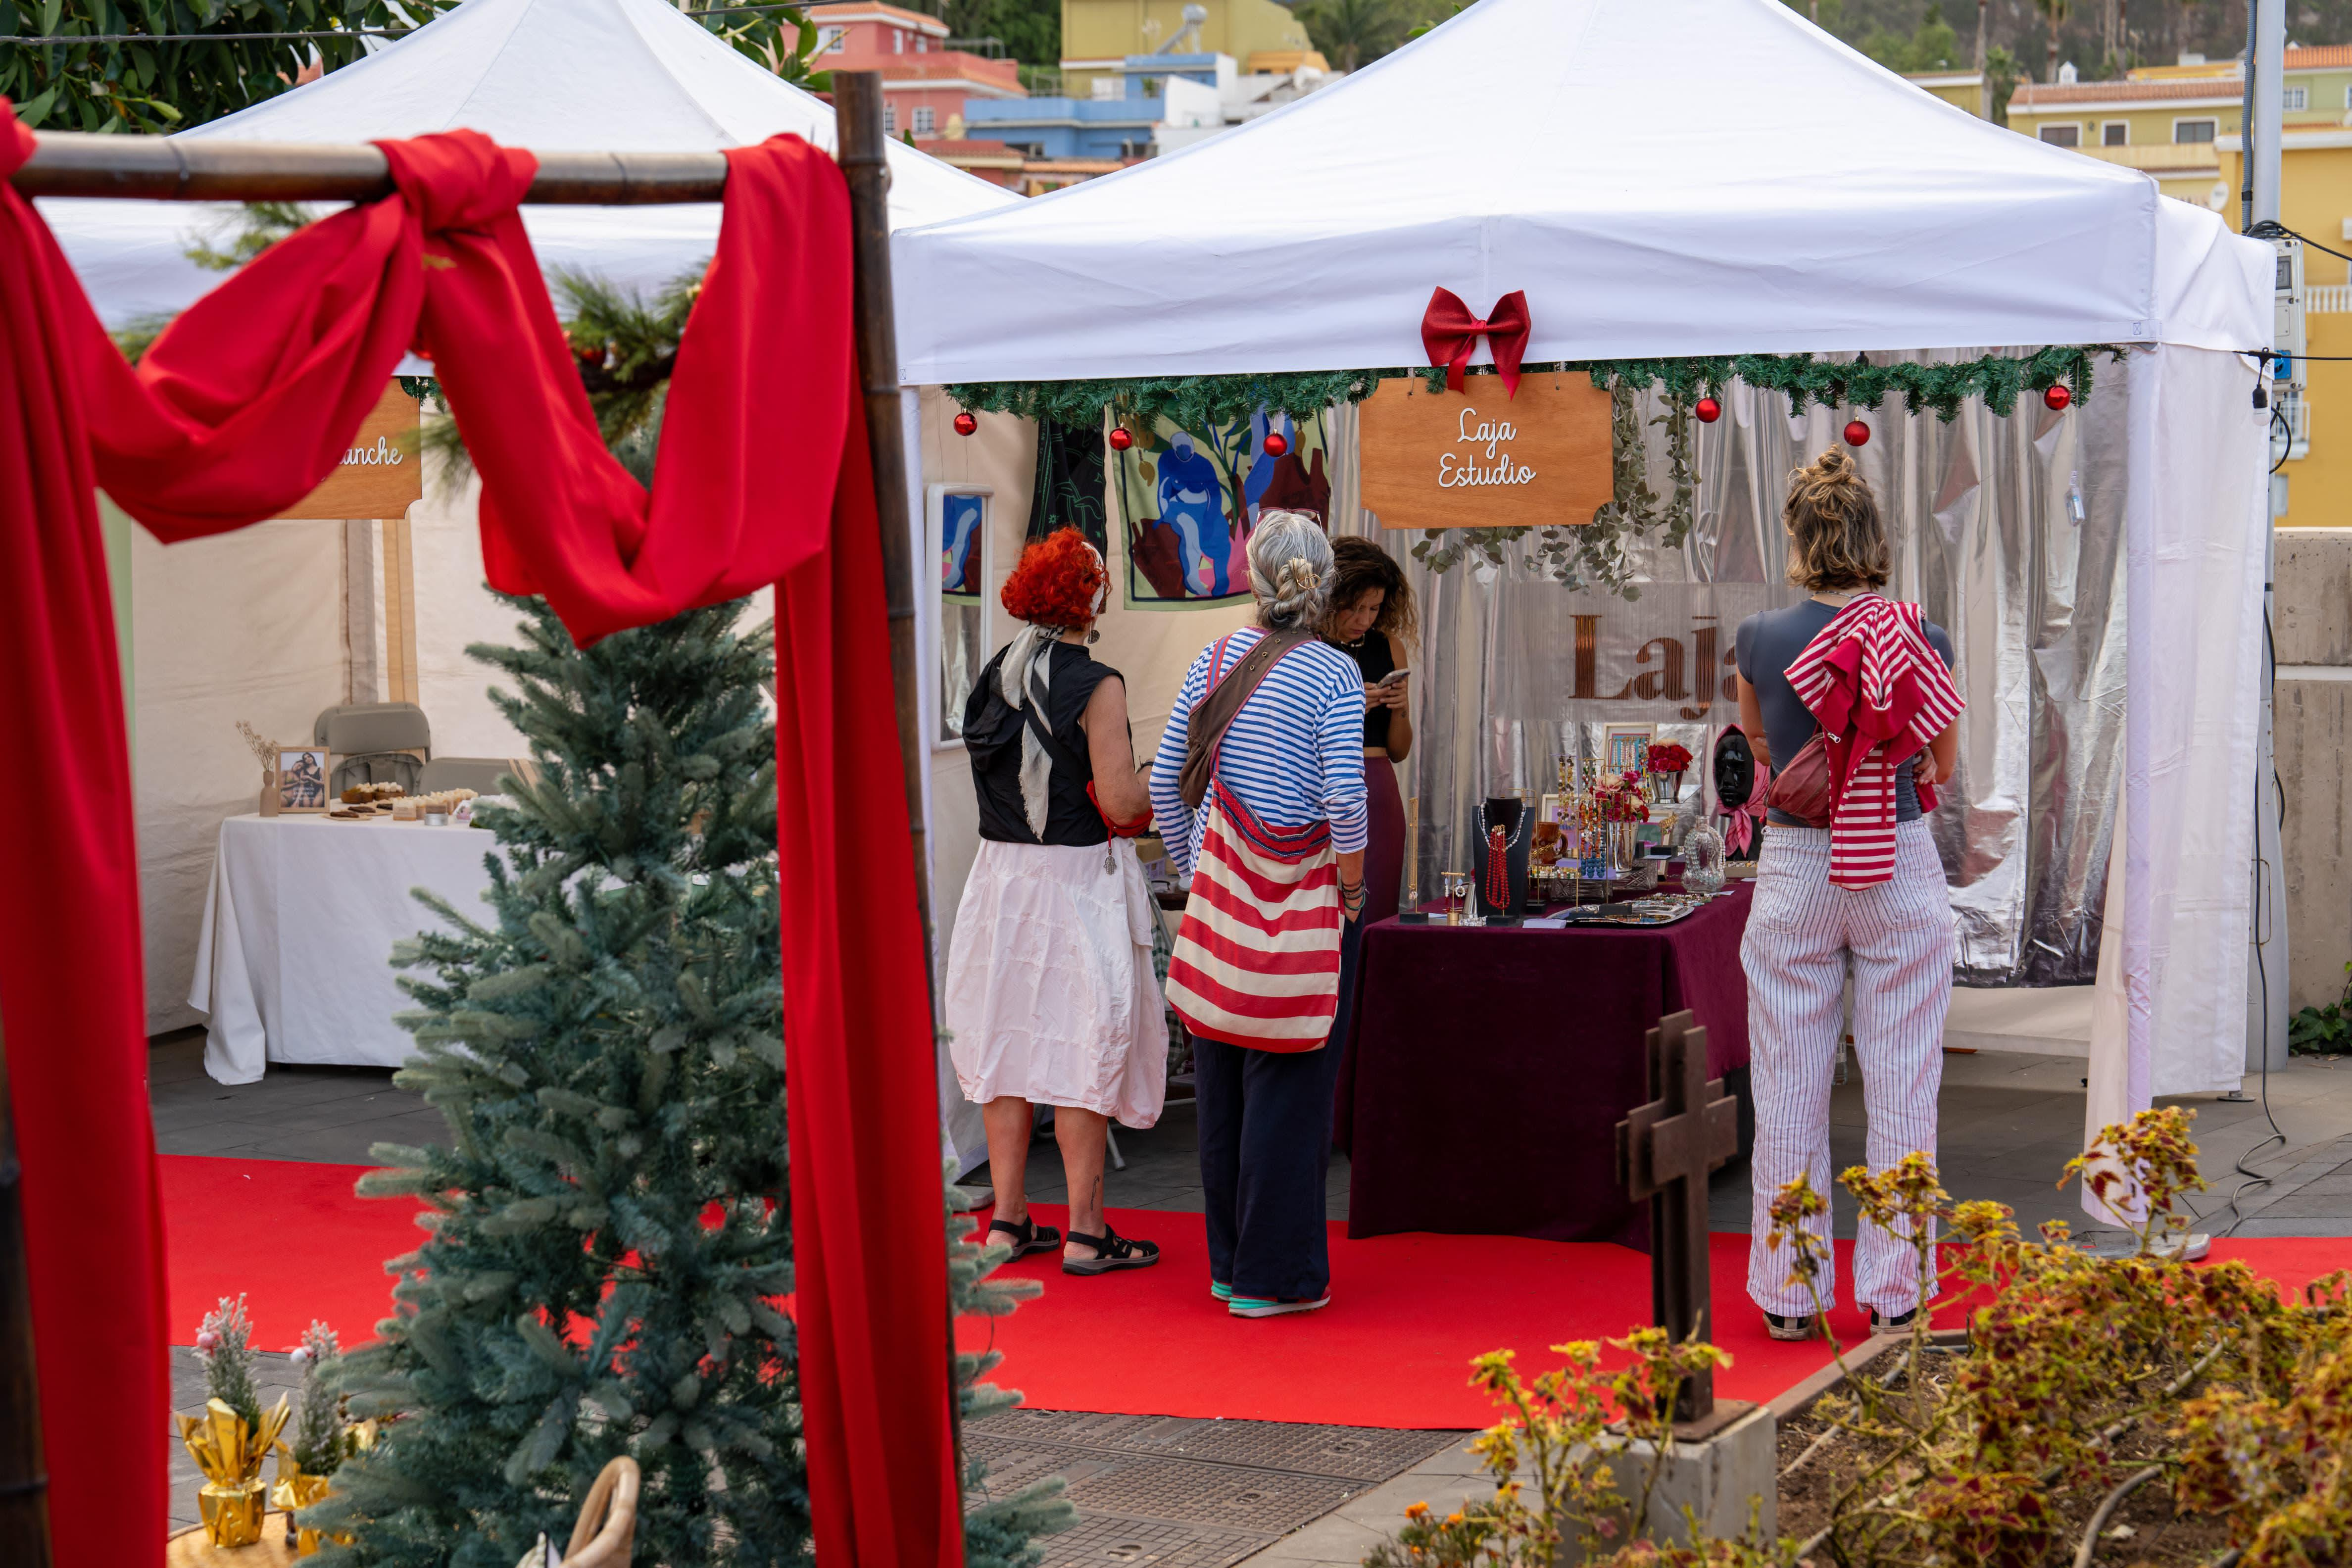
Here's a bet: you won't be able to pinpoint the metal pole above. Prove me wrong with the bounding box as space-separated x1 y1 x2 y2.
11 134 730 203
0 1024 53 1568
2248 0 2292 1077
833 71 960 1473
832 73 935 957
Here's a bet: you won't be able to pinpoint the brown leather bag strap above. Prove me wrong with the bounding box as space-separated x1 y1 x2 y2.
1177 629 1313 809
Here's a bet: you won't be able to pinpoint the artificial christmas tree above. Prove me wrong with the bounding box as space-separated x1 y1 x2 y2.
310 595 804 1567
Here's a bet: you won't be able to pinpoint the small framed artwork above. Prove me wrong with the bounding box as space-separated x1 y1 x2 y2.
276 747 332 812
929 482 994 747
1602 723 1656 782
1538 792 1563 825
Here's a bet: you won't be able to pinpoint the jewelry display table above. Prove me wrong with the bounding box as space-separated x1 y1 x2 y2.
189 813 499 1083
1339 882 1754 1248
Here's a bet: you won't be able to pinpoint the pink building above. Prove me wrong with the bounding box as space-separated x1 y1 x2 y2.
807 2 1025 141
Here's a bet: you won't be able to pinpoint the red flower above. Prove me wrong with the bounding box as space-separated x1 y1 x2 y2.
1647 741 1693 774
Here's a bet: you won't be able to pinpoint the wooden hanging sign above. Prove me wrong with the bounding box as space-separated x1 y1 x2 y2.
1360 373 1613 532
276 380 423 520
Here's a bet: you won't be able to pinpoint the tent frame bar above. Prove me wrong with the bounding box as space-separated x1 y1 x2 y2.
0 73 938 1568
13 134 732 203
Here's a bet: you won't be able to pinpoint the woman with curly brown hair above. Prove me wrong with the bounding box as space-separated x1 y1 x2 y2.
1734 448 1963 1342
946 528 1164 1276
1320 537 1419 925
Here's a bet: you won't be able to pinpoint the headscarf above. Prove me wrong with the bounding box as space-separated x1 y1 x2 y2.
999 540 1110 839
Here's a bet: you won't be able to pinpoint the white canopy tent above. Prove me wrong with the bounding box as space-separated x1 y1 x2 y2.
92 0 1017 1058
892 0 2274 1147
40 0 1014 327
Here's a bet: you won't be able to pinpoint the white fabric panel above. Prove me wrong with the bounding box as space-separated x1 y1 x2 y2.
2083 784 2138 1225
189 815 497 1082
894 0 2265 384
131 516 347 1036
2125 345 2270 1098
2151 190 2276 354
38 0 1013 328
406 476 531 761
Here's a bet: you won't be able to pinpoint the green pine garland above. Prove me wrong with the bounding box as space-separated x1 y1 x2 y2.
945 370 1383 433
948 346 2119 432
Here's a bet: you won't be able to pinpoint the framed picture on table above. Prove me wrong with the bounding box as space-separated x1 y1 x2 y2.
276 747 332 812
1601 723 1655 783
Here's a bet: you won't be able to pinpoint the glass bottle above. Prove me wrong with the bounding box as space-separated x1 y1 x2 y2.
1681 817 1727 897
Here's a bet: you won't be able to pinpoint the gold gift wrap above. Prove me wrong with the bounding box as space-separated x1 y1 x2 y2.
177 1395 292 1548
271 1464 335 1556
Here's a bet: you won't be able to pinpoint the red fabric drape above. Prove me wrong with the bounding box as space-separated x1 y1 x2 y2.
0 107 957 1567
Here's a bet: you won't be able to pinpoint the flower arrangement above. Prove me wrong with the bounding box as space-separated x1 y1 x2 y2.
1364 1106 2352 1568
1600 771 1651 824
236 720 279 771
1647 741 1693 776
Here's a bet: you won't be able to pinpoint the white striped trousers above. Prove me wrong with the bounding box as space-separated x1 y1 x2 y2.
1741 819 1954 1317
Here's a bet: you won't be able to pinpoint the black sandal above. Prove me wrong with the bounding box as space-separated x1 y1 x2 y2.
988 1214 1062 1258
1061 1225 1160 1275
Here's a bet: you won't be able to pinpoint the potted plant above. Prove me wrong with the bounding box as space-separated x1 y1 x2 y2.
178 1294 290 1548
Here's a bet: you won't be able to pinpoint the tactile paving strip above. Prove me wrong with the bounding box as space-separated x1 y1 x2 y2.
1062 1456 1360 1534
1033 1513 1273 1568
1120 1419 1461 1481
963 1407 1470 1568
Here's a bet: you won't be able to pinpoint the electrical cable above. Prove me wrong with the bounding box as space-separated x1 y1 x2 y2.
2202 600 2292 1239
0 4 808 44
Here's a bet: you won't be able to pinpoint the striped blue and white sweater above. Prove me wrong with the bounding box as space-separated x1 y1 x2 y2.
1148 627 1369 880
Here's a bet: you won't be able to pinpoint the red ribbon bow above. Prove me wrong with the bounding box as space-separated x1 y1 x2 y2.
1421 286 1532 397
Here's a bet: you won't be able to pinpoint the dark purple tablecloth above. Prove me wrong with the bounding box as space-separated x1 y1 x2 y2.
1340 882 1753 1249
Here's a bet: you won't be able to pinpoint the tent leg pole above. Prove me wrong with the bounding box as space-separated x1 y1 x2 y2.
0 1021 53 1568
833 64 962 1473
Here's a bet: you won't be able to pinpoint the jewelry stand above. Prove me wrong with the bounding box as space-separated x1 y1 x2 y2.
1397 793 1429 922
1473 796 1529 927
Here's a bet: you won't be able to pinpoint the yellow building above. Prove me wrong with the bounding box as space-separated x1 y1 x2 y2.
1060 0 1325 96
2009 48 2352 526
1904 69 1986 117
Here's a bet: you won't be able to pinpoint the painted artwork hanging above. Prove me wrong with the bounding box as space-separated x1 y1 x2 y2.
1028 417 1110 552
1112 406 1332 610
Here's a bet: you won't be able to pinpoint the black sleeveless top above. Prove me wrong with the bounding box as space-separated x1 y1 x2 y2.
965 641 1120 846
1327 633 1394 748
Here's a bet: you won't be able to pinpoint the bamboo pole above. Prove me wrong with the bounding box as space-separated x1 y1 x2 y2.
0 1023 51 1568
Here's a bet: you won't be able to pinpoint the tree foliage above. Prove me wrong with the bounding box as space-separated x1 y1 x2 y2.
1297 0 1414 71
2 0 824 135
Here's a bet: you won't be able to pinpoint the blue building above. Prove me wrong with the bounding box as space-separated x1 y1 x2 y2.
962 51 1232 162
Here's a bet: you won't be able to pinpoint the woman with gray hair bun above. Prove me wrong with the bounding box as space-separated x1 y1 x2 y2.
1149 510 1369 1319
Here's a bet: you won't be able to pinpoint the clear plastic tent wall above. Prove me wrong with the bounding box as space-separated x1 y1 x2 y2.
890 0 2274 1119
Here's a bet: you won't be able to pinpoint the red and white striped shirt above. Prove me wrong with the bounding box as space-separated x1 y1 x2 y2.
1783 596 1965 889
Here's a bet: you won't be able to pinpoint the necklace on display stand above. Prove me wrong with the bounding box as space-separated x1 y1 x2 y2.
1480 800 1529 923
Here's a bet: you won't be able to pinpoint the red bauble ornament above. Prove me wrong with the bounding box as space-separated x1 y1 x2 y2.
952 410 979 437
1843 418 1871 447
1263 430 1290 456
2043 383 2072 412
1694 395 1721 424
1107 426 1134 451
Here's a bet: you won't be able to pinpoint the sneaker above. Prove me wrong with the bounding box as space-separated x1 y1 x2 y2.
1210 1280 1233 1302
1228 1292 1330 1319
1763 1311 1817 1342
1869 1307 1919 1334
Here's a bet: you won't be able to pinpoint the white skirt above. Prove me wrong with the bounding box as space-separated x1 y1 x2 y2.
944 838 1169 1127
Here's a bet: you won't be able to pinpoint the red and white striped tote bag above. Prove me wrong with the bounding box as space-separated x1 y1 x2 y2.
1164 781 1342 1053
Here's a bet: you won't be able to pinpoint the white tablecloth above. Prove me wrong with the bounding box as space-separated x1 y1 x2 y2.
189 813 499 1083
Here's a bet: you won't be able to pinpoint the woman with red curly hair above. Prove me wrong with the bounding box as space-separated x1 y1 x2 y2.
945 528 1165 1275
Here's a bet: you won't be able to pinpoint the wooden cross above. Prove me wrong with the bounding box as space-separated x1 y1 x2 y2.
1615 1009 1741 1426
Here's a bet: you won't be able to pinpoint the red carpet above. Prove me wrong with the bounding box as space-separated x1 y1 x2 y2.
162 1157 2351 1429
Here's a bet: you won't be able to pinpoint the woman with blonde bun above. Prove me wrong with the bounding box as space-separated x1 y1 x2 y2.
1150 512 1368 1319
1735 448 1963 1343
